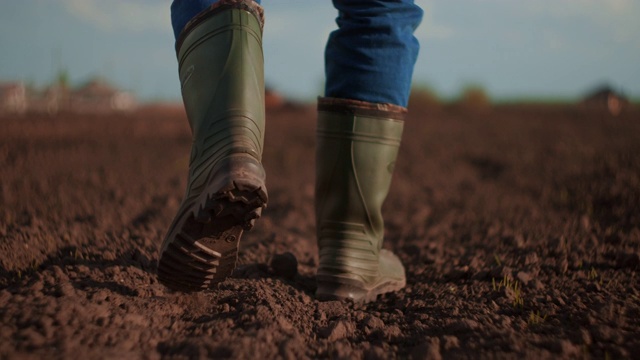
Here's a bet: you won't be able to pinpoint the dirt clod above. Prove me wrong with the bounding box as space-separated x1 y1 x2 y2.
321 320 354 341
363 315 385 331
269 252 298 279
411 338 442 360
516 271 532 285
442 335 460 350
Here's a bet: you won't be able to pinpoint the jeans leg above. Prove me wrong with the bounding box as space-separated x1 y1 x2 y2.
170 0 262 40
325 0 423 107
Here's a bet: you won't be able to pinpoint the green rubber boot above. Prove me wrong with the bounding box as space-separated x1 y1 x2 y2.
315 97 406 303
158 0 267 292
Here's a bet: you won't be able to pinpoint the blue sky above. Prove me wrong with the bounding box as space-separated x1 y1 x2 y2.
1 0 639 101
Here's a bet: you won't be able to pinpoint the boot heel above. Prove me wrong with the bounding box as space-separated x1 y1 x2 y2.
158 174 266 292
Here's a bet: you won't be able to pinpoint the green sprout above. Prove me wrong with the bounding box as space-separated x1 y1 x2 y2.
493 253 502 266
528 311 547 325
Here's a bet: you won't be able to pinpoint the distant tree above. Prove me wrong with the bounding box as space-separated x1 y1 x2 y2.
409 83 441 110
55 68 70 89
456 84 491 112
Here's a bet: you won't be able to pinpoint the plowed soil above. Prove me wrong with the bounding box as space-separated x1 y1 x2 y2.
1 103 639 359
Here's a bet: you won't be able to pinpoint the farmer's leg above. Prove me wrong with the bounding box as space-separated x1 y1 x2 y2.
325 0 422 107
315 0 423 302
158 0 267 291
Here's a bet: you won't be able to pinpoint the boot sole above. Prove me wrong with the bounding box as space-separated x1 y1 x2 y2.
315 276 406 304
158 179 267 292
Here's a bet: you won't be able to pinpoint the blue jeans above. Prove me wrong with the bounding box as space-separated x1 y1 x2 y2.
171 0 422 108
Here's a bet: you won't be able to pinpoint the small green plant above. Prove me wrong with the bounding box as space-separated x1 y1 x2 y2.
586 266 605 286
492 275 524 309
512 281 524 309
70 248 85 261
492 274 515 290
528 311 547 325
493 253 502 266
56 68 70 89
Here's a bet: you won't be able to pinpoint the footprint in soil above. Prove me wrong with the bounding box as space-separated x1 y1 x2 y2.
232 252 317 294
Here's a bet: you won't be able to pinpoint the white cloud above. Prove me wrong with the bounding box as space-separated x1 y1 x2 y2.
542 30 566 50
61 0 171 33
415 0 455 42
523 0 635 20
523 0 640 46
265 4 333 45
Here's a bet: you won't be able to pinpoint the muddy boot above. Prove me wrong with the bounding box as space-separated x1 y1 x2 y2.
158 0 267 292
315 97 406 303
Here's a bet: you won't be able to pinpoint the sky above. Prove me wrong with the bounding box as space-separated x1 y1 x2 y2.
0 0 639 102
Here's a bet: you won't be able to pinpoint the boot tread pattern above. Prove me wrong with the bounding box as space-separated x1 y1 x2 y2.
158 181 266 292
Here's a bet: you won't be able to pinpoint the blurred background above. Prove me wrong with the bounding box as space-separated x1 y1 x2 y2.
0 0 638 106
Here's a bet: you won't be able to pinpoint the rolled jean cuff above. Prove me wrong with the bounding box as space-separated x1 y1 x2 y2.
324 0 424 107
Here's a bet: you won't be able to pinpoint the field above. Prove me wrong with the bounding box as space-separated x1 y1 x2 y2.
1 102 639 359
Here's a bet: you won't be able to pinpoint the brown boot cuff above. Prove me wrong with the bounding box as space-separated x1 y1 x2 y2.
176 0 264 51
317 97 407 121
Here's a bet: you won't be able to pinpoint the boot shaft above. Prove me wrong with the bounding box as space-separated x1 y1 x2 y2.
177 3 265 160
157 1 269 293
315 98 405 283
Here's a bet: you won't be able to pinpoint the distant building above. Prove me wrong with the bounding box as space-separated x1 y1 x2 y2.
1 78 137 116
70 78 136 114
26 84 69 115
44 85 69 114
583 85 629 116
0 82 27 115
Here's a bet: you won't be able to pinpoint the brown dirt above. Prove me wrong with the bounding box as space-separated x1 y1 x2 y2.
1 103 639 359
